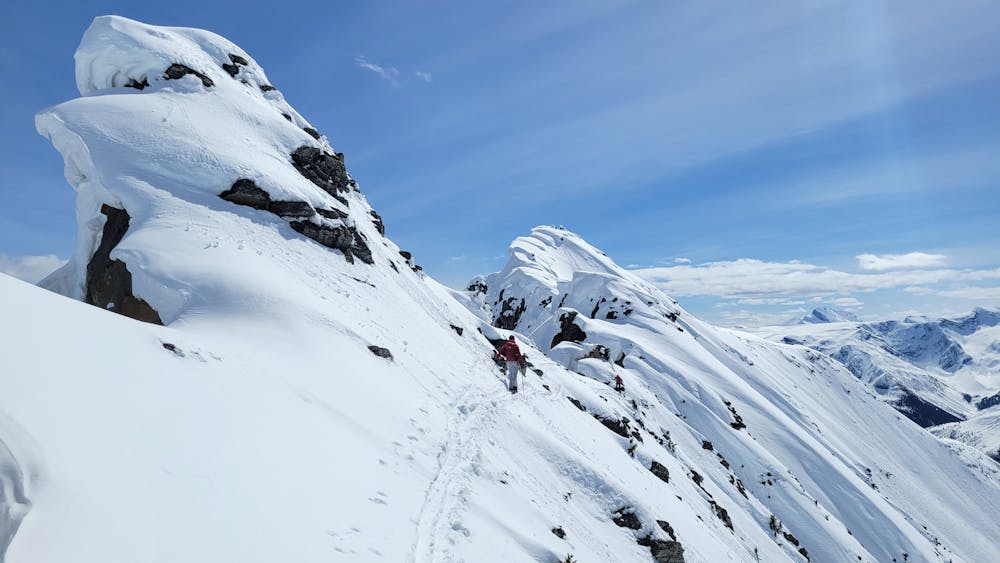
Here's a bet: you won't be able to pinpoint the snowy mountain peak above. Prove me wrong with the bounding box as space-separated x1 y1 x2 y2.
799 306 861 324
36 16 397 325
467 226 681 353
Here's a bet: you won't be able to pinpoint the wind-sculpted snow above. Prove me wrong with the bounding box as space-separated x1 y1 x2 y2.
36 16 381 322
0 418 35 563
464 226 1000 562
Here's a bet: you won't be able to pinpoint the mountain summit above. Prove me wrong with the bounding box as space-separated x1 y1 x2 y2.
799 306 862 324
3 18 999 563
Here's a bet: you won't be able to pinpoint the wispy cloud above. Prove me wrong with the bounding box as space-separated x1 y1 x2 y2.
857 252 947 271
355 55 399 85
632 259 1000 301
0 253 65 283
937 286 1000 301
415 71 433 83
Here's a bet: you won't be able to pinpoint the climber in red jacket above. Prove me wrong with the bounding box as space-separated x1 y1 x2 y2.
494 336 525 394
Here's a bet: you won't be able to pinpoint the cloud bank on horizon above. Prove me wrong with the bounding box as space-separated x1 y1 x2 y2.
632 252 1000 326
0 254 65 284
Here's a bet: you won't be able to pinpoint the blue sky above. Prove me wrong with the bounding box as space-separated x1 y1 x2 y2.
1 0 998 326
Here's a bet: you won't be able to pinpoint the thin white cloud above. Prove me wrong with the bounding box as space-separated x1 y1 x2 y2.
673 257 692 264
415 71 433 83
718 307 810 328
828 297 863 308
355 55 400 85
937 286 1000 301
903 286 935 295
0 254 66 283
632 259 1000 301
857 252 947 271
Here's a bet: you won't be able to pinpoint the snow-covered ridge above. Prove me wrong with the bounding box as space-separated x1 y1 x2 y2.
464 226 1000 562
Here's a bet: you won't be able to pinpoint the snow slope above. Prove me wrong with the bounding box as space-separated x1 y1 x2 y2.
3 16 1000 563
464 226 1000 562
754 309 1000 459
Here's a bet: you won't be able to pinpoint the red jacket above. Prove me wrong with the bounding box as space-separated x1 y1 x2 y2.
496 340 523 362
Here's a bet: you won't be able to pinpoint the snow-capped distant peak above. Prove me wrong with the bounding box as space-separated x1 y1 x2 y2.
799 306 861 324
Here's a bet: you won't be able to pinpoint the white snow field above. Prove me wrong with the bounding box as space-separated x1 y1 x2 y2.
754 308 1000 460
2 15 999 563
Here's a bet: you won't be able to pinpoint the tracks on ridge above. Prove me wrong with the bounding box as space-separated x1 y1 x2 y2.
411 380 504 563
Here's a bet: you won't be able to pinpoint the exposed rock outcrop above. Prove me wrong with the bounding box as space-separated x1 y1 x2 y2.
289 221 373 264
367 345 393 360
638 535 686 563
85 205 162 324
164 63 213 87
551 311 587 348
649 460 670 483
291 146 352 196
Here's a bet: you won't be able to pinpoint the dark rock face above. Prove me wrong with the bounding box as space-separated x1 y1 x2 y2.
551 311 587 348
895 390 962 427
976 392 1000 410
219 180 371 264
595 415 631 439
367 345 393 360
220 179 270 209
449 324 464 336
724 400 747 430
125 77 149 90
467 280 488 295
657 520 676 541
219 179 316 218
369 210 385 235
222 53 248 77
291 146 351 197
164 64 214 87
316 208 348 220
289 221 374 265
638 536 686 563
611 508 642 530
302 127 321 140
567 397 587 411
267 200 314 218
85 205 163 325
649 460 670 483
494 295 526 330
551 526 566 539
708 501 733 530
259 84 276 92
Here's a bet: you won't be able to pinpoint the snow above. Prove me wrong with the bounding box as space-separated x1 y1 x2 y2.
466 226 1000 562
3 15 1000 563
754 307 1000 460
799 306 861 324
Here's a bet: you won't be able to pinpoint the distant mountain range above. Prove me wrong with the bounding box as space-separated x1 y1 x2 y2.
755 307 1000 460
